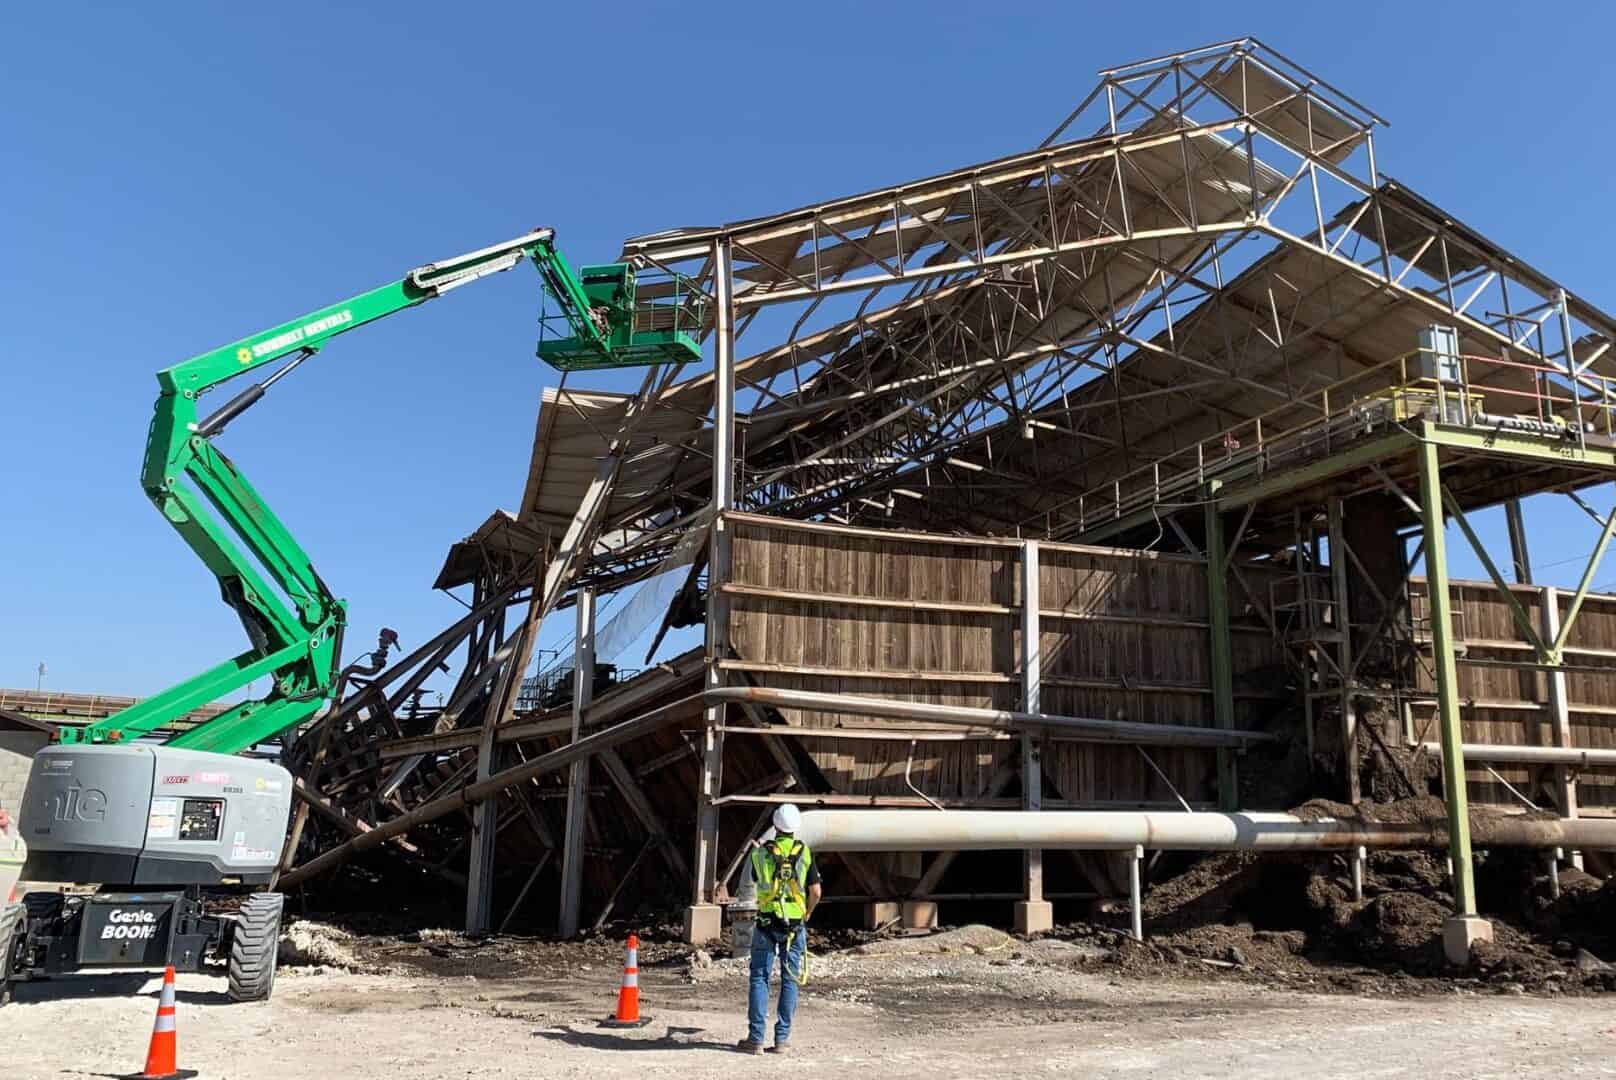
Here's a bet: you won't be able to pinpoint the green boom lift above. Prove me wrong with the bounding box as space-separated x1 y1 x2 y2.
4 230 702 1003
61 227 702 752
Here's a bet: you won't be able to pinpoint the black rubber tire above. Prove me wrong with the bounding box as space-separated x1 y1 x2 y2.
0 902 21 1005
227 893 283 1003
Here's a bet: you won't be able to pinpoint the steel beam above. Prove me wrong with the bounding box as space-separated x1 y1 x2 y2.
1021 540 1044 907
689 237 735 943
465 582 543 935
1505 499 1533 584
1416 440 1477 916
1204 487 1238 809
1328 498 1359 804
557 587 595 938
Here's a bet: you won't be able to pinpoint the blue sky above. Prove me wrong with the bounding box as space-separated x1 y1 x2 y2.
5 2 1616 697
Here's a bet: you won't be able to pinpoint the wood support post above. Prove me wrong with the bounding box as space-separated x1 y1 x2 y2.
558 588 595 938
1416 440 1478 917
1203 488 1238 810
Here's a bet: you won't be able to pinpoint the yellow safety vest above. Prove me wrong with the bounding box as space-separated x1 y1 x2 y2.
751 837 812 922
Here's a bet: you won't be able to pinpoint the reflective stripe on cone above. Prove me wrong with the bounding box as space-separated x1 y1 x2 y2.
141 966 181 1080
601 932 652 1028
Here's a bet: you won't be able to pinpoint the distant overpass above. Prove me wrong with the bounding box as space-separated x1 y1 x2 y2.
0 688 227 735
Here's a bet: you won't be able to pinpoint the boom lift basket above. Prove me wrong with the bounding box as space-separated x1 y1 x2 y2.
538 262 706 370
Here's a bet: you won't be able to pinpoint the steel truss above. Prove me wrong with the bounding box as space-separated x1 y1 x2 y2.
569 37 1616 569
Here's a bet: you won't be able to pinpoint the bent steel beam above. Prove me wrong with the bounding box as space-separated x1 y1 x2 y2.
703 685 1279 749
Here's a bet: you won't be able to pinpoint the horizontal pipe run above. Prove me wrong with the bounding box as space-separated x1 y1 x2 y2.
705 686 1280 749
715 793 1217 811
713 724 1011 742
818 892 1100 904
793 810 1616 854
1417 742 1616 768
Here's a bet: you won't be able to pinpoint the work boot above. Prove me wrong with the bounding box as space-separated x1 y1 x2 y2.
767 1041 791 1054
736 1039 765 1055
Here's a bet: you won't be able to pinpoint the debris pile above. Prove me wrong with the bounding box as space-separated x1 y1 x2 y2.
1089 806 1616 994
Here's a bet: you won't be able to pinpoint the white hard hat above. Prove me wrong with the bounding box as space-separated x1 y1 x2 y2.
772 803 802 834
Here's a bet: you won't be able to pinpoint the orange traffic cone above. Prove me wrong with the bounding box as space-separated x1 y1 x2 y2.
141 966 180 1079
601 933 652 1028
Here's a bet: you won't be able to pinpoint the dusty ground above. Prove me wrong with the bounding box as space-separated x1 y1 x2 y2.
6 924 1616 1079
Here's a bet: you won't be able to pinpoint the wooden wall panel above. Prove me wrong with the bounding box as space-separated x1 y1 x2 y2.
723 514 1289 809
1408 577 1616 812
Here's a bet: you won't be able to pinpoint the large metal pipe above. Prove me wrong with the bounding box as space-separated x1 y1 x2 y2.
793 809 1616 853
1418 742 1616 769
706 686 1279 749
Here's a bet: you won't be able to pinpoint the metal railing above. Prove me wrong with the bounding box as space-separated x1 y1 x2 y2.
1067 350 1615 535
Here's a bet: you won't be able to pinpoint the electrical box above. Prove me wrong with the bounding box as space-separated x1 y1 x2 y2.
1415 325 1462 383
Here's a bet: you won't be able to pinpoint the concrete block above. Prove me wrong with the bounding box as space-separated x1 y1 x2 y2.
1443 915 1493 966
1013 900 1054 935
862 901 901 930
684 903 723 946
900 900 937 930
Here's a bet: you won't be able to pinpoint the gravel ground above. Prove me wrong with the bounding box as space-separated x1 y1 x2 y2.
5 924 1616 1079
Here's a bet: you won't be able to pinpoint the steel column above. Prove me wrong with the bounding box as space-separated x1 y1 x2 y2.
1328 498 1359 803
1539 586 1581 868
1129 844 1144 941
1416 440 1477 916
688 237 735 943
1505 499 1533 584
1021 540 1044 906
1204 488 1238 809
558 587 595 937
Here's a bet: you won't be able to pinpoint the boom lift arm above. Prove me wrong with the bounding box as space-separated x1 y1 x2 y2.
62 229 701 753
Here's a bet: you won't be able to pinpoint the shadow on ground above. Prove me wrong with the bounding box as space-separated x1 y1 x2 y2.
11 974 233 1007
534 1023 734 1053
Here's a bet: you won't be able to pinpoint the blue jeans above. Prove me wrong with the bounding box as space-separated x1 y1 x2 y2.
748 921 805 1045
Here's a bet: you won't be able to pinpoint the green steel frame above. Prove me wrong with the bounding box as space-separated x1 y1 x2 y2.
1199 417 1616 918
1415 440 1478 916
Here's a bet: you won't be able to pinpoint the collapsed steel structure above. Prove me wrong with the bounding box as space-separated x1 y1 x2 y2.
279 40 1616 945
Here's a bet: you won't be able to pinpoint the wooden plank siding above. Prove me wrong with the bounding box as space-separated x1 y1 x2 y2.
1408 579 1616 811
723 513 1291 808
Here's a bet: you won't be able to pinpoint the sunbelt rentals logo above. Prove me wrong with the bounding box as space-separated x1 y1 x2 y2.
240 308 354 362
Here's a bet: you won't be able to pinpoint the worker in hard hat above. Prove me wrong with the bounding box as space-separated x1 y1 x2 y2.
737 803 821 1055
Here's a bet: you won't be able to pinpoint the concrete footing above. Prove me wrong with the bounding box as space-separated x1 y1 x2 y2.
1013 900 1054 935
863 901 901 930
901 900 938 930
1442 914 1493 965
684 903 723 945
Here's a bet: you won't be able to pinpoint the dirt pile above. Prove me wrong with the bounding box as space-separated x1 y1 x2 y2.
1112 820 1616 994
854 924 1015 957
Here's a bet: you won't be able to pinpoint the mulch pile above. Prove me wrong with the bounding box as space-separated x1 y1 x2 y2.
1071 797 1616 994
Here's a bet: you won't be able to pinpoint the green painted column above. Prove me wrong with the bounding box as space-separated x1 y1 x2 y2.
1203 487 1238 810
1415 440 1477 916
